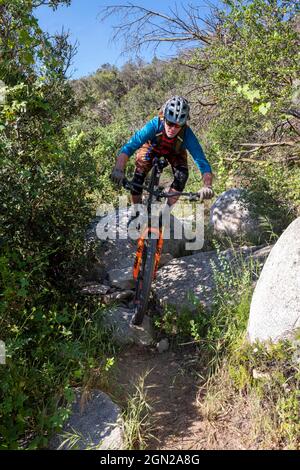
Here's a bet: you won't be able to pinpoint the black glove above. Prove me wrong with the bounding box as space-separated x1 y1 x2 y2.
110 167 125 187
197 186 214 202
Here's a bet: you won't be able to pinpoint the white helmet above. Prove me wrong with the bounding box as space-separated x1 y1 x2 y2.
163 96 190 126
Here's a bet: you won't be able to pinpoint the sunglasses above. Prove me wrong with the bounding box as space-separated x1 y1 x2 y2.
165 120 182 129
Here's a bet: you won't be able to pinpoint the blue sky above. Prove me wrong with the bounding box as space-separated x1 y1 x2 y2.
35 0 218 79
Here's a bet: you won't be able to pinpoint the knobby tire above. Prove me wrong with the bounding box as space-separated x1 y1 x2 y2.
132 236 157 325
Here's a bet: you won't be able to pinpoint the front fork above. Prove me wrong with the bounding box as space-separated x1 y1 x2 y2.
132 159 165 282
133 226 164 282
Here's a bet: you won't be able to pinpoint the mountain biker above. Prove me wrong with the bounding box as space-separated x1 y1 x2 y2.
111 96 214 210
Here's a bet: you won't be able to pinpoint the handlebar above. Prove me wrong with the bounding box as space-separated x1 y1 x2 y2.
122 177 206 202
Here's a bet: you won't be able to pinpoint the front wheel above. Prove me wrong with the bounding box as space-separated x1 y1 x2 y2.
132 237 157 325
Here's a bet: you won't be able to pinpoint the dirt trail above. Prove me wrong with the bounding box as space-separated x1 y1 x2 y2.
111 343 255 450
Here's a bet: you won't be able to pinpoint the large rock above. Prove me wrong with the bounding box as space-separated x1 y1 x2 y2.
49 389 124 450
247 217 300 343
153 245 272 313
86 214 136 274
210 188 261 241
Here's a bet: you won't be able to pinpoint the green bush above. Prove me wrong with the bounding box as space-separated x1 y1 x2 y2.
0 250 116 449
0 1 117 449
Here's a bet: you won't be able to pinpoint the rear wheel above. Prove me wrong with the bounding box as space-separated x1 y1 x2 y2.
132 236 157 325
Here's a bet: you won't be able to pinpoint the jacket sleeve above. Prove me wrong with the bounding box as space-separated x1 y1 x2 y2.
119 117 159 157
184 127 212 174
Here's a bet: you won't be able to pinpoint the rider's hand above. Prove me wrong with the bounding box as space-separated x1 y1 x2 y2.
197 186 214 202
110 167 125 187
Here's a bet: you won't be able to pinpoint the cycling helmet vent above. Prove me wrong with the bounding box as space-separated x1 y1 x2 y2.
163 96 190 126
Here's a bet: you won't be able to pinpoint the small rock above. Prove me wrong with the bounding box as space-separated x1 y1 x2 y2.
252 369 271 380
292 339 300 365
102 290 135 305
157 338 169 353
114 290 135 300
108 267 135 290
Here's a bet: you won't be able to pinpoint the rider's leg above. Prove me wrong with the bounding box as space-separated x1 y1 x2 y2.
164 151 189 209
128 170 145 229
129 146 154 228
167 164 189 208
132 194 142 205
131 143 154 205
130 170 145 205
158 165 189 230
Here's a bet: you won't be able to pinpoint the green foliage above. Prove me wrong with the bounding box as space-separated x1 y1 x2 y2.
1 0 299 450
240 163 299 238
227 340 300 448
200 0 300 222
211 0 298 111
0 257 116 449
0 0 116 449
72 58 189 130
89 120 131 205
154 303 206 343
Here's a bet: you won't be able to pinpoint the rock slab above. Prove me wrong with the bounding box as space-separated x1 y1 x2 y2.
49 389 124 450
154 245 272 313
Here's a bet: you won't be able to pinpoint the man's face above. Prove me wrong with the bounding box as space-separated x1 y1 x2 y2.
164 119 182 138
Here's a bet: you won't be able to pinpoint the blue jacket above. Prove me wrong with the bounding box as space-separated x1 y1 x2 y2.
119 117 212 174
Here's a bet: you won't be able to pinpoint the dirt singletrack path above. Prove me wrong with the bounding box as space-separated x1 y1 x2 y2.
112 343 211 450
111 343 259 450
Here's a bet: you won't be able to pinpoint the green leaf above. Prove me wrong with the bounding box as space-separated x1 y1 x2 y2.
258 102 271 115
22 51 34 65
19 30 32 47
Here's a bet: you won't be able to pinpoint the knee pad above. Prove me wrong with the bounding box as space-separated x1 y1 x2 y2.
131 171 146 195
171 167 189 192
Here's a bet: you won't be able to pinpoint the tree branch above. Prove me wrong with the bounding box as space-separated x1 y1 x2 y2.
99 2 214 58
240 140 300 148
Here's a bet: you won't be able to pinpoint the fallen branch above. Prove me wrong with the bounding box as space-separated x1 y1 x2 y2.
224 157 268 165
224 154 300 165
240 140 300 148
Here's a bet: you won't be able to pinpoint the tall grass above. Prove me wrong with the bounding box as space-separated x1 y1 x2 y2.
122 371 154 450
